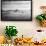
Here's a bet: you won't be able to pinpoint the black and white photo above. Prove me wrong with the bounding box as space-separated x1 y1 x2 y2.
1 0 32 21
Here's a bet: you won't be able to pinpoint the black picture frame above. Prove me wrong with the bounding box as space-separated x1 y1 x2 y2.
1 0 32 21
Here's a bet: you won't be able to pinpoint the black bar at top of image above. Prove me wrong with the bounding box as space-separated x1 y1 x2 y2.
2 0 32 1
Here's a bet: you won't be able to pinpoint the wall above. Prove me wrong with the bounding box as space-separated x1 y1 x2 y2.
0 0 46 38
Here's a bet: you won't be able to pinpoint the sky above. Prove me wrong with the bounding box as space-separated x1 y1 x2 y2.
2 1 31 10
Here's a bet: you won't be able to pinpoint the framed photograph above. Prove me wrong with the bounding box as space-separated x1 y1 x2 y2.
1 0 32 21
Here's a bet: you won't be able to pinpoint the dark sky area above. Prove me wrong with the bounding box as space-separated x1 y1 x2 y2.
2 0 31 1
